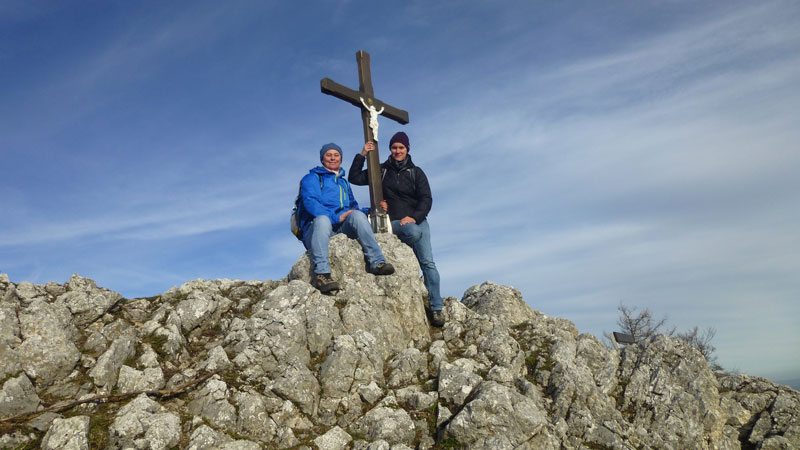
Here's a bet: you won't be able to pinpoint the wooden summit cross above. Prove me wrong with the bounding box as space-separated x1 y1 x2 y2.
320 50 409 233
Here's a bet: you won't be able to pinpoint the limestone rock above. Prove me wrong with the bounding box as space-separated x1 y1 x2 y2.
60 274 122 326
446 381 548 449
1 249 798 450
108 394 181 450
40 415 90 450
89 333 136 391
314 425 353 450
232 391 279 442
289 233 431 360
0 374 40 419
351 403 416 445
116 365 165 392
0 304 21 347
187 376 237 429
16 299 81 386
461 281 537 329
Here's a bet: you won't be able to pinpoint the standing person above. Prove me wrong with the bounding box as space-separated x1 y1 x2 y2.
298 143 395 294
348 132 445 327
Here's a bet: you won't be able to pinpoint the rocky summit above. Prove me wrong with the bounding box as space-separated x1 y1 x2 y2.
1 234 798 450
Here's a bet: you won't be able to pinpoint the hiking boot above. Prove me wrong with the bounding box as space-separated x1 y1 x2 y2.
368 262 395 276
430 310 445 328
312 273 340 293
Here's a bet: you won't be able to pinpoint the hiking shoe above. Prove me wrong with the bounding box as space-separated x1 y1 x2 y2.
430 310 445 328
312 273 340 293
369 262 395 276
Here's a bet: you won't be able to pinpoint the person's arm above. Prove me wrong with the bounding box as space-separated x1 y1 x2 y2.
410 168 432 223
347 142 373 185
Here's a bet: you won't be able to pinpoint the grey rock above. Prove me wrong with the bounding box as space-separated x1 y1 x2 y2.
60 274 122 326
617 335 726 448
461 281 537 330
186 424 228 450
0 307 21 377
138 344 161 368
289 233 431 360
89 333 136 391
314 425 352 450
187 376 237 429
350 404 416 445
437 404 452 428
438 360 483 406
41 415 90 450
386 347 428 388
396 385 436 411
116 365 165 392
201 345 231 372
15 299 81 386
219 440 262 450
270 399 312 446
233 390 278 441
320 331 382 399
14 281 50 305
0 304 20 347
358 381 384 405
26 411 62 432
108 394 181 450
175 291 220 333
150 322 187 359
365 441 389 450
227 305 310 378
445 381 548 449
0 274 14 301
270 359 320 416
0 374 40 419
83 318 134 355
389 445 414 450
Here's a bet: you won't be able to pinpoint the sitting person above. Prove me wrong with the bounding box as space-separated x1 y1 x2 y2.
348 132 445 327
298 142 394 293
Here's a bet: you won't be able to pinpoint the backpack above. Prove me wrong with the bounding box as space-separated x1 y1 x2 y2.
291 174 323 241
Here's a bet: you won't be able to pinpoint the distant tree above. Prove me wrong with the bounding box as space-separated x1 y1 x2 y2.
614 302 675 342
606 302 723 372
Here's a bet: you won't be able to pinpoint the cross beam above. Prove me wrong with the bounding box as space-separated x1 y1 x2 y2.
320 50 409 233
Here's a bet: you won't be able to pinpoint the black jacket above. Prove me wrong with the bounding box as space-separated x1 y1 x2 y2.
349 153 432 223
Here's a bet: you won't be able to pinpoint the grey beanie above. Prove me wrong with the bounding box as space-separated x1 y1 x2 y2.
320 142 342 162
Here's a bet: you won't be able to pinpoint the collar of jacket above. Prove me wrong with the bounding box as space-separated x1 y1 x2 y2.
384 154 416 171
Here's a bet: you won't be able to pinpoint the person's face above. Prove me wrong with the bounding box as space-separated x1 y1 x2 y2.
322 149 341 172
390 142 408 162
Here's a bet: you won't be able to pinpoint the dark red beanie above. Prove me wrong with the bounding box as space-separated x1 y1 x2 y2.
389 131 410 151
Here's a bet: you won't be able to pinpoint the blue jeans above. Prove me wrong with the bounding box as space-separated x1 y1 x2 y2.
303 210 386 275
392 219 443 311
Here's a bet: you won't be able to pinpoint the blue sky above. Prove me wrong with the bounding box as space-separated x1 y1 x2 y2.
2 1 799 385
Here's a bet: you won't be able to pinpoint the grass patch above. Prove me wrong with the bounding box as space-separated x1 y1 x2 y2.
142 334 169 358
432 437 464 449
87 402 117 450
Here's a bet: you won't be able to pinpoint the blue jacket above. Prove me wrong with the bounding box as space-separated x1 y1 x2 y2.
298 166 360 238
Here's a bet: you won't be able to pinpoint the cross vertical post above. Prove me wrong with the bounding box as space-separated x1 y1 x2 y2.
320 50 410 233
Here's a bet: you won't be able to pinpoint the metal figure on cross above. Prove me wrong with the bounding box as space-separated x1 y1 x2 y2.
360 97 385 142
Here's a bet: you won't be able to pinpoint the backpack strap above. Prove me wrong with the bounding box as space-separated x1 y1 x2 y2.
381 166 416 185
